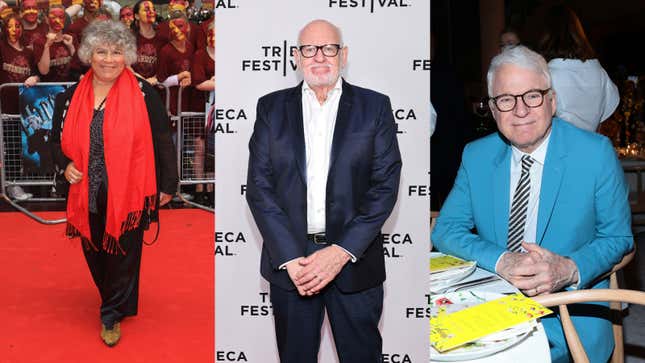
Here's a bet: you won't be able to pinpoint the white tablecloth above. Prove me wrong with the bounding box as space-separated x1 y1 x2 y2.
430 268 552 363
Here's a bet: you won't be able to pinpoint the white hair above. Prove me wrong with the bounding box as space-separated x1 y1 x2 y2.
487 45 551 97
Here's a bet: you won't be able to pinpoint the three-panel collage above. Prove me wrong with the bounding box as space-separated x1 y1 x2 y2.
2 0 645 362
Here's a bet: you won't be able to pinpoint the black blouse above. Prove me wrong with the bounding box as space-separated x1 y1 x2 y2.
50 78 179 213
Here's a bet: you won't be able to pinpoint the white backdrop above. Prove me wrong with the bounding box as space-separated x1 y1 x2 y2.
215 1 430 362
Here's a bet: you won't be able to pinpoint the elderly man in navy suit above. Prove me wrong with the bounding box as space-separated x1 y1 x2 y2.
246 19 402 363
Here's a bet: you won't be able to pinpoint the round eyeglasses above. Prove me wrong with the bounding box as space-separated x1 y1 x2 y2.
298 44 342 58
489 88 551 112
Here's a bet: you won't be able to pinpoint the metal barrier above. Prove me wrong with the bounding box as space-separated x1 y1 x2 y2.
0 82 73 224
176 87 214 212
0 81 213 221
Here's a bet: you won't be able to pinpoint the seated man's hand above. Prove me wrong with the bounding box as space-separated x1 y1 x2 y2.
295 245 351 296
285 258 307 296
498 242 578 296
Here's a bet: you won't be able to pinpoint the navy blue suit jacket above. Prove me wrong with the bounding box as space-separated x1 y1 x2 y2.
246 79 402 293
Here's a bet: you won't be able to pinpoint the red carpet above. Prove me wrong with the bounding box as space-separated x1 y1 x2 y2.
0 209 214 363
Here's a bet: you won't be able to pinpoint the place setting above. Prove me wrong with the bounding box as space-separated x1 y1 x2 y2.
430 253 552 361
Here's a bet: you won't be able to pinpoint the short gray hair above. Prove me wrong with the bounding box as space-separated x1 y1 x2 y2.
486 45 551 97
77 20 137 65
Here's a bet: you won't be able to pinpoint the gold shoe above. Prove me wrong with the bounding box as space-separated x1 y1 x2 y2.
100 322 121 347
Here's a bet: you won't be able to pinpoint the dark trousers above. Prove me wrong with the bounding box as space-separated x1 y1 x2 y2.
84 181 144 329
269 242 383 363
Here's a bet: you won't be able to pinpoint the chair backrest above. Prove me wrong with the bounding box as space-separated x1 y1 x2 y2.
533 289 645 363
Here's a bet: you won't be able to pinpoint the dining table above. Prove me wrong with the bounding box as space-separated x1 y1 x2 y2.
430 267 552 363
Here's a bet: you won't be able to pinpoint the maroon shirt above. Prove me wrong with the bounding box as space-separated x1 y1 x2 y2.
66 17 89 41
33 35 74 82
157 20 205 51
157 42 194 115
21 22 48 50
191 48 213 112
0 42 37 113
132 32 165 79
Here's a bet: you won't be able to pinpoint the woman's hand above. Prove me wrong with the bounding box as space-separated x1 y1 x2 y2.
64 161 83 184
45 32 57 46
62 34 74 47
159 192 172 206
24 75 39 87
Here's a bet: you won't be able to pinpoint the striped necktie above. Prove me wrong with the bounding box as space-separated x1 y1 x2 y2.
507 155 535 252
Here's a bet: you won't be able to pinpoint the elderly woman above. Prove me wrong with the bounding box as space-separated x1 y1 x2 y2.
50 20 177 347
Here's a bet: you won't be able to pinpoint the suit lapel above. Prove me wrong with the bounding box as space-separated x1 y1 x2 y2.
286 83 307 185
537 121 567 244
329 79 353 171
493 144 511 243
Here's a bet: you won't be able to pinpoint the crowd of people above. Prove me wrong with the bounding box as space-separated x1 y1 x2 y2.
0 0 214 205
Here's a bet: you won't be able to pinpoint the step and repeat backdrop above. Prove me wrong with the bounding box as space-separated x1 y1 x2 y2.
215 1 430 362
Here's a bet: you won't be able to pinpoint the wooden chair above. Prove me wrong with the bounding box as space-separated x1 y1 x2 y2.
589 247 636 363
533 289 645 363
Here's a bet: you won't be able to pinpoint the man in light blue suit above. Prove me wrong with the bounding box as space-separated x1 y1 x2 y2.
432 45 633 363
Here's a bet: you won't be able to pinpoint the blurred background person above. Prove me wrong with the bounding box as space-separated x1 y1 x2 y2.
1 14 40 201
538 5 619 132
157 0 204 50
157 11 194 117
20 0 49 49
130 0 162 85
118 5 133 28
191 19 213 207
66 0 102 39
50 20 177 347
499 25 521 50
33 5 75 82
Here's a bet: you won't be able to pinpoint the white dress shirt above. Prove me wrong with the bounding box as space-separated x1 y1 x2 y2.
508 131 550 246
278 78 356 269
302 78 343 233
494 131 550 271
497 130 580 287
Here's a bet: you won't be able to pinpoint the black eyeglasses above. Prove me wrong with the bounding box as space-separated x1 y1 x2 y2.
489 88 551 112
298 44 342 58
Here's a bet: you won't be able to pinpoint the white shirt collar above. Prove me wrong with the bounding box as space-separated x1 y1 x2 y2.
511 127 552 166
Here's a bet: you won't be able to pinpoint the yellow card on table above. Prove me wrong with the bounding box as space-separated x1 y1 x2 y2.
430 293 553 352
430 255 475 273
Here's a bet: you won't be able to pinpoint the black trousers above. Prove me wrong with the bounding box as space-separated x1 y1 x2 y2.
84 181 144 329
269 241 384 363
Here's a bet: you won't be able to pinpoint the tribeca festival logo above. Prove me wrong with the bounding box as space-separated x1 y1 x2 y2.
383 353 413 363
240 291 273 317
215 350 248 362
381 232 413 258
329 0 410 13
215 231 247 256
241 41 299 77
412 58 430 71
213 108 248 134
213 0 238 8
407 182 429 198
392 107 417 135
405 293 431 319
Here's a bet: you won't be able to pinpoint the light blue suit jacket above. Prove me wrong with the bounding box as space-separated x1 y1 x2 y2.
432 118 633 362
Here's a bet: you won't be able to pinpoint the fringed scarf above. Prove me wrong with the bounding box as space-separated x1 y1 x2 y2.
62 68 157 254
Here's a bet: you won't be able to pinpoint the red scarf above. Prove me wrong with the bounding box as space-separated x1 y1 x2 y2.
62 68 157 254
